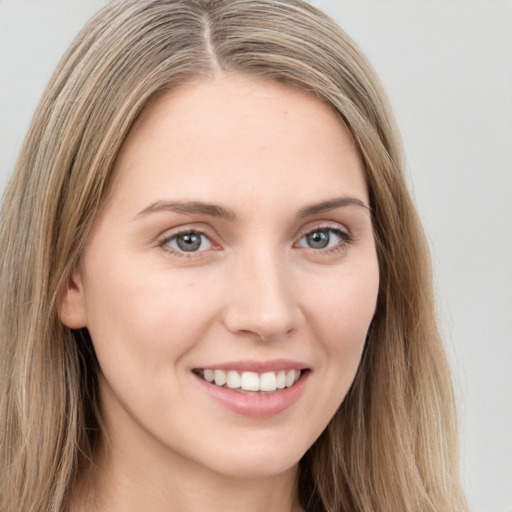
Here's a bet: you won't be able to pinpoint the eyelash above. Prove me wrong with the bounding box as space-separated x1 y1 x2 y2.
295 225 353 255
158 224 353 258
158 228 215 259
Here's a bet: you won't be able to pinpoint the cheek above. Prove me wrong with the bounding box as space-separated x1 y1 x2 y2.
81 256 218 378
305 260 379 397
284 262 379 447
81 262 222 442
309 263 379 345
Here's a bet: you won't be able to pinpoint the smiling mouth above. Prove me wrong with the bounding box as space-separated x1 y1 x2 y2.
193 368 305 393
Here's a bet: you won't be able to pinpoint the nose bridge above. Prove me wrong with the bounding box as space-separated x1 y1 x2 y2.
223 244 301 339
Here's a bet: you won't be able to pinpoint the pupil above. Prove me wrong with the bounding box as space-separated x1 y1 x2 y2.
177 233 201 252
307 230 329 249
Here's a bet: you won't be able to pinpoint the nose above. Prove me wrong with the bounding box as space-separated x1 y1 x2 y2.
222 249 303 341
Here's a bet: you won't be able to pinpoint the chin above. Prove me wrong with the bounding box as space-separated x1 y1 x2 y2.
194 434 310 480
213 455 301 480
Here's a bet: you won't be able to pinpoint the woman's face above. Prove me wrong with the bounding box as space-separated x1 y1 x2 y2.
60 75 379 480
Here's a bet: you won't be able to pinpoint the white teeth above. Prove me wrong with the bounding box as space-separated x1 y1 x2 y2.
240 371 260 391
276 370 286 389
214 369 226 386
201 368 302 392
285 369 296 387
260 371 277 392
226 370 241 389
204 369 215 383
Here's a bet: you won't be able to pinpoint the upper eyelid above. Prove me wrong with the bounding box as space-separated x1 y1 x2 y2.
156 220 352 247
295 221 351 239
157 224 215 242
295 226 352 246
157 229 216 258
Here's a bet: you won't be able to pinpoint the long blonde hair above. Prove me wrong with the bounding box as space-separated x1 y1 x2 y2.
0 1 468 511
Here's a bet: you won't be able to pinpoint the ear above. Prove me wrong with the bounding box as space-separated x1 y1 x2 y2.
57 267 88 329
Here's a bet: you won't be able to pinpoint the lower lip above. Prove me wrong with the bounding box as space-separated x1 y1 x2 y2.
194 371 310 417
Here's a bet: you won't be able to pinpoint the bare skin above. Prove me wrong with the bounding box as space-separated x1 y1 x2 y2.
62 75 379 512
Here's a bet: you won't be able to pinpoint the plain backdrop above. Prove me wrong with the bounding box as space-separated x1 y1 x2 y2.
1 1 511 511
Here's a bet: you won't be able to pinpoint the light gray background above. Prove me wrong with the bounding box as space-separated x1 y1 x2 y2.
1 1 511 511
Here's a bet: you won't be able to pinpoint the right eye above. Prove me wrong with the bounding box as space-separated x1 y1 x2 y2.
162 230 213 254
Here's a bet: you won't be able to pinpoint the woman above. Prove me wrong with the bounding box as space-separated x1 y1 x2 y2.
0 1 469 511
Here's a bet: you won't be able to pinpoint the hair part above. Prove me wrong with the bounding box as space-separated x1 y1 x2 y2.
0 1 468 511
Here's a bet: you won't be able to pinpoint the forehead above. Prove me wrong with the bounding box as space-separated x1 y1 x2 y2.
107 75 367 216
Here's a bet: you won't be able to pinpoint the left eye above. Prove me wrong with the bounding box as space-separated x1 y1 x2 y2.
165 231 212 253
297 228 347 250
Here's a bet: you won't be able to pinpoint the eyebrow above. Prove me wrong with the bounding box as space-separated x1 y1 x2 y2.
136 200 236 220
135 196 370 221
297 197 370 218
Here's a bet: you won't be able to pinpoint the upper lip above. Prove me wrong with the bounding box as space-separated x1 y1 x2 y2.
192 359 310 373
